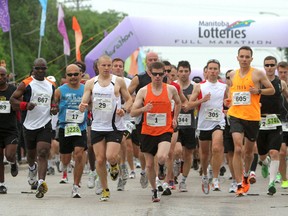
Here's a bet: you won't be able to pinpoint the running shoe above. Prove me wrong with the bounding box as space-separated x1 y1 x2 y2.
261 157 270 178
235 186 245 197
140 172 148 189
99 189 110 201
249 171 257 184
242 178 250 193
168 180 176 190
10 162 18 177
275 172 281 183
162 182 172 196
229 181 237 193
31 182 38 190
212 178 220 191
121 164 129 181
87 170 96 189
28 163 37 185
95 176 102 195
35 180 48 199
281 180 288 189
117 178 125 191
173 160 181 177
219 166 226 176
110 164 120 181
201 177 210 195
152 189 160 202
179 181 188 192
47 167 55 175
60 171 68 184
158 164 166 181
267 181 276 196
72 185 81 198
156 178 163 192
129 171 136 179
0 184 7 194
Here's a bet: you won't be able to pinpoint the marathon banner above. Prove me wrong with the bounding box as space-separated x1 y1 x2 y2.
85 16 288 77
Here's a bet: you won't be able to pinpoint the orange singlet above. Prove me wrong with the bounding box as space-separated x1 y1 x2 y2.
141 83 173 136
227 67 261 121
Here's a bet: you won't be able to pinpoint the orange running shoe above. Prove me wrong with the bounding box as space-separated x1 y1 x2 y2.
236 186 245 197
242 179 250 193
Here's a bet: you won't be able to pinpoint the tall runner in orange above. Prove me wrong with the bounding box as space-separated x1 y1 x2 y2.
131 61 181 202
227 46 275 197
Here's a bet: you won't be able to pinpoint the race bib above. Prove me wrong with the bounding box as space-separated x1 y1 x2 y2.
93 97 112 111
204 108 222 121
64 123 81 137
178 113 191 126
265 114 282 127
260 117 276 130
282 122 288 132
0 101 11 113
65 109 84 124
232 92 251 105
147 113 167 127
31 93 51 106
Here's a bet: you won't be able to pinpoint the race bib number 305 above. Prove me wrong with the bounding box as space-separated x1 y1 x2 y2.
204 108 221 121
232 92 251 105
0 101 11 113
64 123 81 137
147 113 167 127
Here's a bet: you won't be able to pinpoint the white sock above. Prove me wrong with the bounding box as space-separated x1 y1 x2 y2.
269 160 280 184
262 157 270 166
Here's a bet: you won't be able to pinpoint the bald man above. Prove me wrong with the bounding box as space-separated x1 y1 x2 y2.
54 64 88 198
10 58 56 199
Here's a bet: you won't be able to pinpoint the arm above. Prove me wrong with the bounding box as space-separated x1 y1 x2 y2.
10 82 37 111
128 75 139 95
118 77 133 112
171 86 181 129
130 88 151 117
187 83 210 109
250 70 275 95
79 78 93 112
281 79 288 100
51 88 61 115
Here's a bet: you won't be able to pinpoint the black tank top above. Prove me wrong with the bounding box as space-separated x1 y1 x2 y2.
0 84 17 133
260 77 282 114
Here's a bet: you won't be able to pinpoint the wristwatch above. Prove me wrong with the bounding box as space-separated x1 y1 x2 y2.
258 89 262 95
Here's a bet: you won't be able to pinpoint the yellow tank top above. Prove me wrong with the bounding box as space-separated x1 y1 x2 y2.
227 67 261 121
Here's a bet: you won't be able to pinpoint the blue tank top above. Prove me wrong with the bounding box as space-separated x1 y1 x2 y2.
58 84 87 131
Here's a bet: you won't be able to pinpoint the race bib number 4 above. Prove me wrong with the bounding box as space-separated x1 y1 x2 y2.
204 108 222 121
65 109 84 124
31 93 51 106
178 113 191 126
64 123 81 137
232 92 251 105
0 101 11 113
147 113 167 127
93 97 112 111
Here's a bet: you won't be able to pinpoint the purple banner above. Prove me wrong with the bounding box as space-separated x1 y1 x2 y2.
0 0 10 32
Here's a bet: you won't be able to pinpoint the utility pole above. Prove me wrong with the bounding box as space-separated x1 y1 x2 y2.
63 0 91 11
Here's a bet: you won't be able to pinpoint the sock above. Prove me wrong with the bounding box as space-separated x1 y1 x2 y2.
250 154 258 172
29 163 36 171
62 165 68 172
141 170 146 175
237 183 242 189
48 160 52 168
181 175 187 183
262 157 270 166
269 160 280 184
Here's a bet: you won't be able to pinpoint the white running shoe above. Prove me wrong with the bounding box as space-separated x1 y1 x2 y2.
72 185 81 198
87 170 96 189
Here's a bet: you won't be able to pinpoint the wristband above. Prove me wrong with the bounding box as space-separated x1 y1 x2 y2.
51 104 57 108
20 102 27 111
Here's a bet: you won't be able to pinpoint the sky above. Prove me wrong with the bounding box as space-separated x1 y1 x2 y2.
72 0 287 72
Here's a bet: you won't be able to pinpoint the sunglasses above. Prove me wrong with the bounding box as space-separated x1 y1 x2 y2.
66 72 80 77
264 64 276 67
226 77 230 80
164 69 171 73
151 72 165 77
34 66 47 70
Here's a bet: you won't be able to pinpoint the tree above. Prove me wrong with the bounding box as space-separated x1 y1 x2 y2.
0 0 126 83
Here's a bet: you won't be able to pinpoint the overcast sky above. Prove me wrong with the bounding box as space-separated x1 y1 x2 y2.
77 0 288 71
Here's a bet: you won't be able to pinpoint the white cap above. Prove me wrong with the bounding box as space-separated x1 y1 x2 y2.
47 76 56 82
